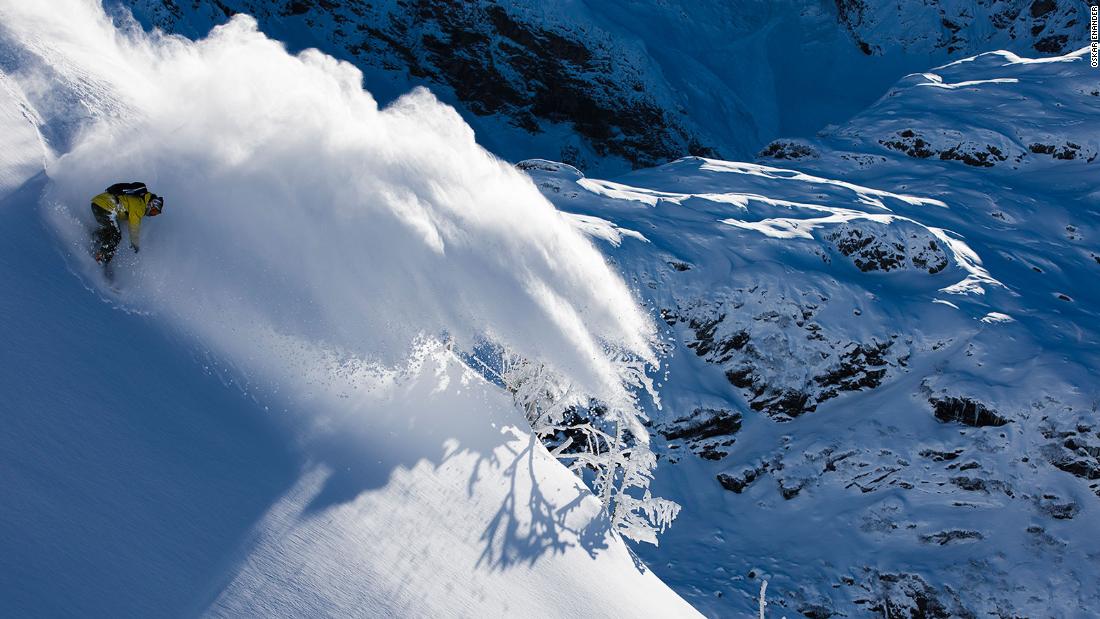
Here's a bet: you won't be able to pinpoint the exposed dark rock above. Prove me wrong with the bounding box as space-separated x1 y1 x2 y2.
1034 34 1069 53
868 573 963 619
778 476 809 499
1050 456 1100 480
1030 0 1057 18
717 462 769 493
919 448 963 462
950 476 1013 496
724 367 755 389
1037 495 1080 519
930 397 1009 427
671 302 899 420
938 143 1007 167
758 140 818 160
660 408 743 442
659 408 742 461
950 476 987 492
815 341 892 398
1065 436 1100 458
919 529 983 545
685 315 724 357
991 5 1023 29
1029 141 1083 160
697 444 733 461
678 312 750 364
1044 425 1100 485
825 226 948 274
880 130 1009 167
749 388 816 419
880 130 935 158
823 449 857 472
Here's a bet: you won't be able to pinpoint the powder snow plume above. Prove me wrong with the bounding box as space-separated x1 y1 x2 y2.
0 0 657 409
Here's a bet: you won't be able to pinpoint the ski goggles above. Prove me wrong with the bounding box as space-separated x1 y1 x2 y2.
147 196 164 216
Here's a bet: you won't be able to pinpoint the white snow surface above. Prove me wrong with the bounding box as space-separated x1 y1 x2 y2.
0 1 696 616
522 45 1100 616
0 71 46 195
4 1 1100 617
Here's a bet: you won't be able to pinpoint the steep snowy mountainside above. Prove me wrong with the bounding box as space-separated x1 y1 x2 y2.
836 0 1087 56
1 177 302 617
1 192 698 616
0 1 698 615
523 46 1100 617
824 47 1100 174
121 0 1089 174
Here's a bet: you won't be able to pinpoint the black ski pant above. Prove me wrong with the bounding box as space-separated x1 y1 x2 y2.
91 204 121 263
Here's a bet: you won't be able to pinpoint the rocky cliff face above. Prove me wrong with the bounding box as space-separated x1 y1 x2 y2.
124 0 1090 175
123 0 728 171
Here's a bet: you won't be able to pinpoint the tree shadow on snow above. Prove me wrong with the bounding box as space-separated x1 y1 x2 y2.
284 350 613 573
475 434 611 571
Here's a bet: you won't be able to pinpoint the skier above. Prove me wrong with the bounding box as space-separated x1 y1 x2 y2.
90 182 164 264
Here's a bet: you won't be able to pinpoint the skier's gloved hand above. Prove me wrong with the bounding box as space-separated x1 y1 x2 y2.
131 243 140 254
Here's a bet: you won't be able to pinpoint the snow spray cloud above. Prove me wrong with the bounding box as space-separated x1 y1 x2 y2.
1 0 656 408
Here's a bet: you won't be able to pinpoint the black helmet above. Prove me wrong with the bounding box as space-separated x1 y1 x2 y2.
147 194 164 216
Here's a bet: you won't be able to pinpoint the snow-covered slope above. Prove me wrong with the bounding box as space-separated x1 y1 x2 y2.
0 192 695 616
0 1 697 615
120 0 1089 174
4 1 1097 616
525 47 1100 617
835 0 1087 56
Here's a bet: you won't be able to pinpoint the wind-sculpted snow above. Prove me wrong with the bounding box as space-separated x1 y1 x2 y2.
1 0 656 408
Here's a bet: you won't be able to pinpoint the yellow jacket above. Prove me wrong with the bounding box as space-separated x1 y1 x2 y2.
91 191 153 249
